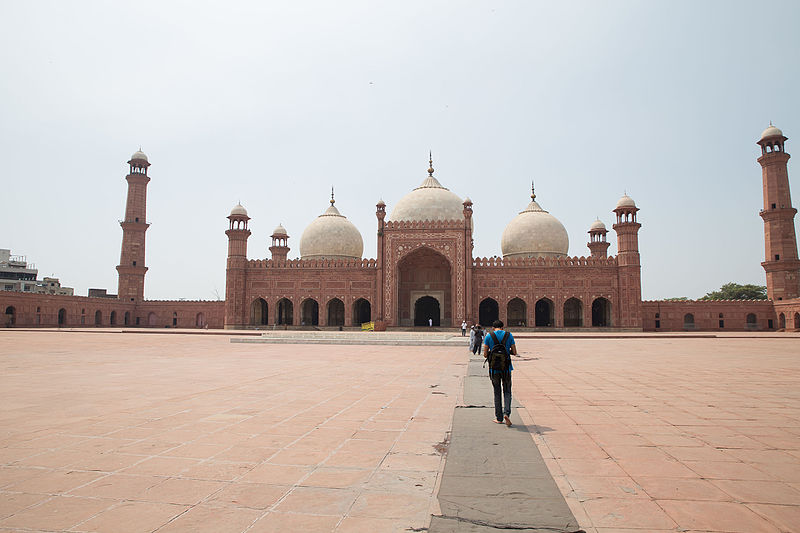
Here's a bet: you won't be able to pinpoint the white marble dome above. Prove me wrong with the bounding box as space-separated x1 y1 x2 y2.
272 224 287 236
616 194 636 209
760 125 783 140
590 219 606 231
229 203 248 217
299 200 363 260
387 173 467 223
130 150 148 162
501 196 569 259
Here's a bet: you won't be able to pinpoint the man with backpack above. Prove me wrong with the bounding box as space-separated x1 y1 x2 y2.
483 319 517 426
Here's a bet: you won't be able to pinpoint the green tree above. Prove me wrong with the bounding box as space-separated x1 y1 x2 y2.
699 282 767 301
663 297 689 301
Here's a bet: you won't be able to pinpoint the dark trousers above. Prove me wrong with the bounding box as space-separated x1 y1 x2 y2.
490 371 512 421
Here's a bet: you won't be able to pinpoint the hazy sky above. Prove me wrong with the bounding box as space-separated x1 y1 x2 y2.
2 1 798 301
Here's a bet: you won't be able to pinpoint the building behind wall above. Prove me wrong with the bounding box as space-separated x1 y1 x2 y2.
2 126 799 331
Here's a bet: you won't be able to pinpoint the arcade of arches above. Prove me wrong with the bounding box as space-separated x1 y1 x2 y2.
478 296 612 328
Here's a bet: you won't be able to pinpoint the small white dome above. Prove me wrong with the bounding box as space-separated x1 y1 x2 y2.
616 194 636 209
387 174 466 223
590 219 606 231
760 125 784 140
130 150 148 162
230 203 248 217
299 201 363 260
272 224 287 236
501 197 569 259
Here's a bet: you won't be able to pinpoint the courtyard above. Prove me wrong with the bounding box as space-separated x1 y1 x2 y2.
0 330 799 532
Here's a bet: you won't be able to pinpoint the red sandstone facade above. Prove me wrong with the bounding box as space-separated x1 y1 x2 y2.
2 127 799 332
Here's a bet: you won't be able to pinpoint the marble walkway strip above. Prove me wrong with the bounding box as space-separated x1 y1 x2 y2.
430 355 584 533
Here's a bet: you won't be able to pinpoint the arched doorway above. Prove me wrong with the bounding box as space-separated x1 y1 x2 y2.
507 298 526 327
110 311 117 325
479 298 499 326
591 298 611 327
148 312 158 326
251 298 268 326
414 296 440 326
684 313 695 329
564 298 583 327
794 313 800 330
301 298 319 326
276 298 293 325
124 311 130 326
196 312 206 328
328 298 345 327
779 313 786 329
535 298 554 327
397 247 452 327
58 308 66 326
172 312 178 327
4 306 16 327
353 298 371 325
95 310 102 326
746 313 757 329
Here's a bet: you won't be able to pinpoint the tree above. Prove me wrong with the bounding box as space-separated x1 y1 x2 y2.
663 297 689 301
699 282 767 301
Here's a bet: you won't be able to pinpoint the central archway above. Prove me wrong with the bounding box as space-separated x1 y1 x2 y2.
327 298 344 327
397 247 452 327
414 296 440 326
535 298 554 327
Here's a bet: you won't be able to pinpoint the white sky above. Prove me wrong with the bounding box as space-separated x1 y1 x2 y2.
1 1 798 301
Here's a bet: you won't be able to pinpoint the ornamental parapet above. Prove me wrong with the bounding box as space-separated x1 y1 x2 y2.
472 255 618 268
384 219 466 230
248 258 379 269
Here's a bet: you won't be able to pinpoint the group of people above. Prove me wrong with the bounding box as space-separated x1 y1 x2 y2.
461 319 517 427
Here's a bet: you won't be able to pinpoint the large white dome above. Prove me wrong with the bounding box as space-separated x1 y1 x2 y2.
501 196 569 259
760 124 783 140
387 170 466 223
299 200 363 260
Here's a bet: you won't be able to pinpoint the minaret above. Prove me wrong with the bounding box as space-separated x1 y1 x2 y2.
116 150 151 303
587 219 610 258
757 124 799 301
224 204 251 328
375 198 386 329
613 194 642 328
269 224 290 261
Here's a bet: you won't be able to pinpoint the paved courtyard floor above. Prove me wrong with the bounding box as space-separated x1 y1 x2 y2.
1 331 799 532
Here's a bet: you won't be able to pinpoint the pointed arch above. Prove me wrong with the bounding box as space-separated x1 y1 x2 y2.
251 298 268 326
353 298 371 325
563 298 583 327
276 298 293 325
591 298 612 327
507 298 526 327
479 298 499 326
535 298 554 327
327 298 344 327
301 298 319 326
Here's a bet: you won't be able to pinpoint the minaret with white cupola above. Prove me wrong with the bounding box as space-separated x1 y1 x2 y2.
116 150 151 303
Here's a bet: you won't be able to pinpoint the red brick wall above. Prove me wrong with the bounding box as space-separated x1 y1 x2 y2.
641 300 776 331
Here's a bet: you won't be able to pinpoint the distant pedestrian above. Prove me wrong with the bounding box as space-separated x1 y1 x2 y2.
461 320 467 336
469 325 476 352
428 317 433 327
483 320 516 427
472 325 484 355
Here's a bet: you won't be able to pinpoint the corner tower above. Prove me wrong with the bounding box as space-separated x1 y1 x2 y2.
116 150 151 302
613 194 642 328
757 125 799 301
224 204 251 329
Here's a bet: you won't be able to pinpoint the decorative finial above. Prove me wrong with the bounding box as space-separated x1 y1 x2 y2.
330 186 335 205
770 120 773 126
530 180 536 200
428 151 434 176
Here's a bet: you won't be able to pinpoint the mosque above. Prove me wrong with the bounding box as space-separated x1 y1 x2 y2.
1 126 798 331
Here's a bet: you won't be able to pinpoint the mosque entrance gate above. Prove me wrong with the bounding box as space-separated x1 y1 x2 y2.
411 292 443 326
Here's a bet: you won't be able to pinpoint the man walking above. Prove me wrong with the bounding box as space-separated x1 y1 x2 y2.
461 320 467 336
483 320 516 427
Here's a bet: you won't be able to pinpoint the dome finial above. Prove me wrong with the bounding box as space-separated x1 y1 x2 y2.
531 180 536 201
330 186 335 205
428 151 434 176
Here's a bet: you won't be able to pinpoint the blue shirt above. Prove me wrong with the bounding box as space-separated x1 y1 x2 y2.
483 330 515 373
